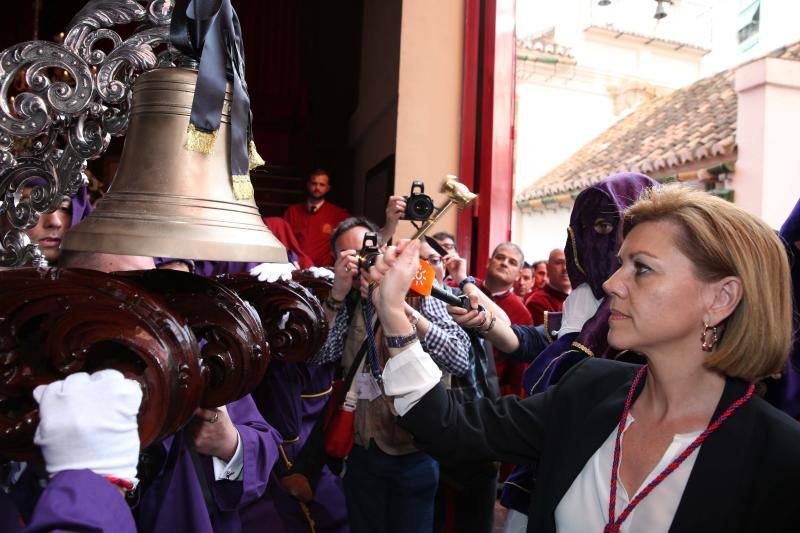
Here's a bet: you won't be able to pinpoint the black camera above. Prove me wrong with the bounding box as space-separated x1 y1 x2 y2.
402 181 435 221
356 232 381 271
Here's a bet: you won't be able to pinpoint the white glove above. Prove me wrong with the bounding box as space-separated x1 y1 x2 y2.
308 266 334 280
249 262 296 282
33 369 142 483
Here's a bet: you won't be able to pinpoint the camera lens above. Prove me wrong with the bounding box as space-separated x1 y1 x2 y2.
405 196 434 221
412 201 431 218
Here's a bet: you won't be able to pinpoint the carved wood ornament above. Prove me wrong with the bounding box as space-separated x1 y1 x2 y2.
218 272 329 364
0 267 329 461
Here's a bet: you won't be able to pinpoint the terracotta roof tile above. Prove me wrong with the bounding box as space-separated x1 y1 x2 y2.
515 42 800 203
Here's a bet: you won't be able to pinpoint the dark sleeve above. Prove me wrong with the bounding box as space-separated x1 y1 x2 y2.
500 325 550 363
780 197 800 242
24 470 136 532
398 366 564 465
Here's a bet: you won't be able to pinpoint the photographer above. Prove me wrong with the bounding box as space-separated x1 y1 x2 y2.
379 195 406 244
308 217 471 533
378 182 437 244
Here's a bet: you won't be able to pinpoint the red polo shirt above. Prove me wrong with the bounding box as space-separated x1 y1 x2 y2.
477 280 533 327
283 201 350 267
525 284 569 326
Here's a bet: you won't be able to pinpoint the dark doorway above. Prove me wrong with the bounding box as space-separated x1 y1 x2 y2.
234 0 364 216
0 0 373 219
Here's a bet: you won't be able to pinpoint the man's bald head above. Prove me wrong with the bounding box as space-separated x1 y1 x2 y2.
546 248 570 293
60 250 155 273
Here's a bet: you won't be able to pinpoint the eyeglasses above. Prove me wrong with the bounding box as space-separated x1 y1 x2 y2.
423 255 442 266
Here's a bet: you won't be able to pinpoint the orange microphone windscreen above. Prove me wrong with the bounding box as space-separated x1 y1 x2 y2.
409 259 435 297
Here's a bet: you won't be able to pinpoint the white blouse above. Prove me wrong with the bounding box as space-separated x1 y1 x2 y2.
555 416 701 533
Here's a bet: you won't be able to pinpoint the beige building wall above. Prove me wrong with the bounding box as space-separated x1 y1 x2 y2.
393 0 465 240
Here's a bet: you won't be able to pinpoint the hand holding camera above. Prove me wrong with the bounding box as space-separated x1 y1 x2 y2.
384 195 407 229
331 250 359 301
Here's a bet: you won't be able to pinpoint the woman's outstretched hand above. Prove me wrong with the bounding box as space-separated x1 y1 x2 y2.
370 239 420 336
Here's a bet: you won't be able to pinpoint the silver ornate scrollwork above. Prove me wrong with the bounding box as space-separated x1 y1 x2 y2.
0 0 175 267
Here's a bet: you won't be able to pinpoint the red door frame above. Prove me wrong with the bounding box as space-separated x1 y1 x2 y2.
458 0 516 279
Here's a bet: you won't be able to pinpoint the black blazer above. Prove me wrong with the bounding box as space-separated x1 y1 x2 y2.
399 358 800 532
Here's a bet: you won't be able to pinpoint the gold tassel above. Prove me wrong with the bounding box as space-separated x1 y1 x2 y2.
248 140 266 170
232 174 254 200
185 124 219 154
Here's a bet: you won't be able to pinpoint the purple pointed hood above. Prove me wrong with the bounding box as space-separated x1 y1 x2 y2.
565 172 659 300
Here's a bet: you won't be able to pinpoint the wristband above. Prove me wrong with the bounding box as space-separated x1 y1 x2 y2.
458 276 476 292
384 325 418 349
324 295 345 312
480 314 497 334
106 475 135 493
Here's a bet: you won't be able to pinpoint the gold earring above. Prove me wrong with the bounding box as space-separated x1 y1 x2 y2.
701 322 718 352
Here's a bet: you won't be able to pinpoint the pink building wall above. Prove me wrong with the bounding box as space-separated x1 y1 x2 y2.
735 57 800 229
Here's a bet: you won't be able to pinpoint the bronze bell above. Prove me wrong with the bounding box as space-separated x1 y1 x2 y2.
62 67 287 263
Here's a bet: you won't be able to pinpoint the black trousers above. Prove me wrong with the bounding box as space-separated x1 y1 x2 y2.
433 461 498 533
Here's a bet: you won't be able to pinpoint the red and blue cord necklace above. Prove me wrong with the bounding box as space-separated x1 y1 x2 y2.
603 365 754 533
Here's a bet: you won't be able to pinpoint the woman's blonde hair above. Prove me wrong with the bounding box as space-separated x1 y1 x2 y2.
623 185 792 382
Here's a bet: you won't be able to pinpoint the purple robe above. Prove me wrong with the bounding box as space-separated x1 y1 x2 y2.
22 470 135 532
170 260 347 531
135 395 280 533
243 361 349 533
172 260 348 531
69 185 93 228
768 198 800 418
153 260 263 277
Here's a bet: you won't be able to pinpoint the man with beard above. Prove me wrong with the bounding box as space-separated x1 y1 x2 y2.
283 169 351 267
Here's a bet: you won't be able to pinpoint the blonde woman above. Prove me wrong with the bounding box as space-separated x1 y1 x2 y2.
368 186 800 533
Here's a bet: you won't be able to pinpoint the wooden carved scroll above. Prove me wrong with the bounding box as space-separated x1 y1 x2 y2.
0 267 321 461
114 269 270 408
291 269 333 301
0 267 202 460
219 272 330 363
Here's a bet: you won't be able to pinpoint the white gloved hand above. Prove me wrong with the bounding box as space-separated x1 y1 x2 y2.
33 369 142 483
249 262 296 282
308 266 334 280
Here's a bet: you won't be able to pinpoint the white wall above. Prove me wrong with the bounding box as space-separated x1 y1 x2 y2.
515 207 572 262
704 0 800 74
513 0 707 248
514 82 615 193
